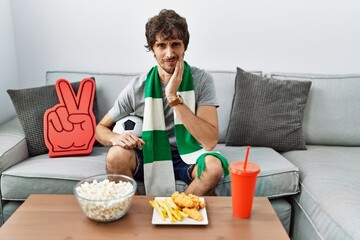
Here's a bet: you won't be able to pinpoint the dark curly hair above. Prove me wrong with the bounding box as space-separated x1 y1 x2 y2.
145 9 190 51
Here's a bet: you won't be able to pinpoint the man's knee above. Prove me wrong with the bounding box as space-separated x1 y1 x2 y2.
106 146 136 174
204 156 224 180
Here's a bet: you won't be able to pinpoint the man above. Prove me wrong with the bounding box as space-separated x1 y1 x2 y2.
96 9 228 196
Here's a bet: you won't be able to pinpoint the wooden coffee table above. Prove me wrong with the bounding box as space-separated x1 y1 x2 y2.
0 194 289 239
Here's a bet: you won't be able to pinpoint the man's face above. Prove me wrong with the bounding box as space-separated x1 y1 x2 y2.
152 34 185 74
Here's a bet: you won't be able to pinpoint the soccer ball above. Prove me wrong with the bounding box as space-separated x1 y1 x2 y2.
113 115 143 137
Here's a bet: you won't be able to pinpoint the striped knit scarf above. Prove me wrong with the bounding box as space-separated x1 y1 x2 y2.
142 62 229 196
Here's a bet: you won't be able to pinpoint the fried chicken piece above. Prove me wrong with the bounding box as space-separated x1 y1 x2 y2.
171 191 194 209
189 194 206 209
171 191 206 210
182 208 203 221
171 192 205 222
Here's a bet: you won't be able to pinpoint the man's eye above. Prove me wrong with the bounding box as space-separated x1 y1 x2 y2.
157 43 166 48
172 42 181 47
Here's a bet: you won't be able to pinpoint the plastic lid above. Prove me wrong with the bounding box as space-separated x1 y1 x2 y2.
228 161 260 176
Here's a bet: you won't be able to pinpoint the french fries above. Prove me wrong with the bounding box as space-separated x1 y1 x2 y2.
149 198 188 222
150 192 206 222
149 199 167 221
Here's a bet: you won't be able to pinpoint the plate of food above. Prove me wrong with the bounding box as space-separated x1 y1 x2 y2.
150 192 208 225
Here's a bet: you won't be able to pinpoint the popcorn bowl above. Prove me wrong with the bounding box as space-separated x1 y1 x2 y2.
73 174 137 222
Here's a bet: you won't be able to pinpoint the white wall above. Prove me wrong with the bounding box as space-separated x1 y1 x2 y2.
10 0 360 87
2 0 360 122
0 0 19 125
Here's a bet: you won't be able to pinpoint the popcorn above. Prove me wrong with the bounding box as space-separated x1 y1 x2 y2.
75 178 135 222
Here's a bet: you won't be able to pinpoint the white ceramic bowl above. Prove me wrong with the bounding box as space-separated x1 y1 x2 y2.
73 174 137 222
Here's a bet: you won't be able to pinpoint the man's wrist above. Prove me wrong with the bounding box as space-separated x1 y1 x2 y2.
167 95 178 102
168 95 183 107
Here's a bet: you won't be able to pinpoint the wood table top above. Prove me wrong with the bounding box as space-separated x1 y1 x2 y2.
0 194 289 240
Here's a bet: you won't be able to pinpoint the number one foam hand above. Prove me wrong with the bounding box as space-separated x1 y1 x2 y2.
44 78 96 157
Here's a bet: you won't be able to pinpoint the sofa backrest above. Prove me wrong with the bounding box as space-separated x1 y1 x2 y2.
266 72 360 146
48 70 360 146
207 71 236 142
46 71 140 124
46 70 242 143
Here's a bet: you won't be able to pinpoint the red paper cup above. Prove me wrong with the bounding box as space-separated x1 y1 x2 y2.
229 161 260 218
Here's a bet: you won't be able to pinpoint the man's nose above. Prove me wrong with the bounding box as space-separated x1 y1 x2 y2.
165 46 175 58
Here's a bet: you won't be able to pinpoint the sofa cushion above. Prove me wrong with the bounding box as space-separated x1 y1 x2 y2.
1 147 108 200
1 146 224 200
208 70 262 143
270 198 292 234
226 68 312 151
215 144 300 197
266 73 360 145
282 145 360 240
7 81 98 157
0 117 28 174
1 144 299 200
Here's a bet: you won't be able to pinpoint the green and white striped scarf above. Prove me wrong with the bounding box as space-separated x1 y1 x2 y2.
142 62 229 196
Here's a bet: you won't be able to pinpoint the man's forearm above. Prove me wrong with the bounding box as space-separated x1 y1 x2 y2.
95 124 118 147
172 104 218 150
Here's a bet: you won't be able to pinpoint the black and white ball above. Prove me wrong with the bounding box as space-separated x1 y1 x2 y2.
113 116 143 137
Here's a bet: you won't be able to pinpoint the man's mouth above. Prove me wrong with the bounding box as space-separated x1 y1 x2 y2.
164 58 178 63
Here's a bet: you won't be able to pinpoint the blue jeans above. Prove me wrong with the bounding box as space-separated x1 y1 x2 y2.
133 149 194 185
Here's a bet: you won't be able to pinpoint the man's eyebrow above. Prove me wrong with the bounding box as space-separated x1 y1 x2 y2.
155 38 165 43
156 39 181 43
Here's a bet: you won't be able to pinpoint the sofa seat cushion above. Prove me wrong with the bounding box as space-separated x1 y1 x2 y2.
2 144 299 201
270 198 292 234
1 146 227 200
282 145 360 240
215 144 300 197
1 147 109 201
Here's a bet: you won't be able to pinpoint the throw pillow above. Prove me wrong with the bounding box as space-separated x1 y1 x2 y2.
7 80 99 157
225 68 312 152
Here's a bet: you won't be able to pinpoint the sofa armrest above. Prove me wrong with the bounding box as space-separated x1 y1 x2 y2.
0 117 29 174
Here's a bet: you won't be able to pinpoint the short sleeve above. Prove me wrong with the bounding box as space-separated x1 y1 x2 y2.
107 79 136 121
193 68 219 107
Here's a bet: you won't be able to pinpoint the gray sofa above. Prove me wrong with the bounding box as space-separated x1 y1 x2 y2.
1 69 359 240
